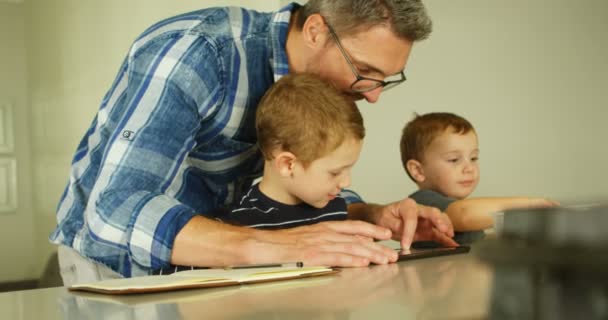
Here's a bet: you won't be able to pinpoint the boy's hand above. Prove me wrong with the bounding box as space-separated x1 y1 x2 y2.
372 198 458 250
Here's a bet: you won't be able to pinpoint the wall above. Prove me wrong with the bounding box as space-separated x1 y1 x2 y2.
352 0 608 204
0 2 36 282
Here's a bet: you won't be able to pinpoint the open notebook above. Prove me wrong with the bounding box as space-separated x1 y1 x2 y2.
68 265 337 295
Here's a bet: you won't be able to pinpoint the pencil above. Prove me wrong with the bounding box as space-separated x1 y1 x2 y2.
225 261 304 270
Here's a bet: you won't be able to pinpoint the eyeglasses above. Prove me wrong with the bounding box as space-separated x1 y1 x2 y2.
326 23 406 93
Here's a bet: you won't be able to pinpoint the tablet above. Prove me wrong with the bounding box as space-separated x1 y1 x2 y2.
396 246 470 262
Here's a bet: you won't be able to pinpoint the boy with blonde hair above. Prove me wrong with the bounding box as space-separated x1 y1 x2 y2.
400 112 557 242
215 73 365 228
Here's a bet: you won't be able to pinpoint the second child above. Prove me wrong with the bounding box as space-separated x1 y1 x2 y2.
400 112 557 243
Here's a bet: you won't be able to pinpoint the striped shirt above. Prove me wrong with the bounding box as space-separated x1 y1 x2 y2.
215 183 348 229
50 3 362 277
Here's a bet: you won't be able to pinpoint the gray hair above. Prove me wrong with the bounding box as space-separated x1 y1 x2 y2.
297 0 432 41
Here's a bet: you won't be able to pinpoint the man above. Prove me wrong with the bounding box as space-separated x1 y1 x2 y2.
51 0 457 284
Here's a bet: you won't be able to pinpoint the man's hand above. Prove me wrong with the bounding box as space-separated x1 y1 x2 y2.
251 220 400 267
364 198 458 250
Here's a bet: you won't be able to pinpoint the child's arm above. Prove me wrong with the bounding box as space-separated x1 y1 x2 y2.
445 197 558 231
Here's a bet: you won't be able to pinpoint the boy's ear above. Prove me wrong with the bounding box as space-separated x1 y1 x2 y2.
274 151 297 177
406 159 426 183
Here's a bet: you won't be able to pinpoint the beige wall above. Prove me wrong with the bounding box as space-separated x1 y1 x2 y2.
1 0 607 282
352 0 608 204
0 2 36 282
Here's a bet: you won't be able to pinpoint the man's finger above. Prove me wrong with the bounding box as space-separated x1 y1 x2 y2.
319 233 391 258
355 235 375 243
418 205 455 237
320 220 392 240
307 252 370 267
419 206 446 228
399 199 419 250
316 242 396 265
436 214 454 237
432 228 459 247
314 232 377 245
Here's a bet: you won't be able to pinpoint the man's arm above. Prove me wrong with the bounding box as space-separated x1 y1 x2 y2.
82 34 227 275
445 197 558 231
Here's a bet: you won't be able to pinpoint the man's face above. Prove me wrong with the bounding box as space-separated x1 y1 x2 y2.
287 138 363 208
309 25 413 103
418 129 480 200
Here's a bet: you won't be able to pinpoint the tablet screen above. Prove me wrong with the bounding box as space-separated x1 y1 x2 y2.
396 246 470 262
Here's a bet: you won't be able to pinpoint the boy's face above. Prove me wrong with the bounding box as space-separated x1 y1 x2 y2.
288 138 363 208
417 129 480 199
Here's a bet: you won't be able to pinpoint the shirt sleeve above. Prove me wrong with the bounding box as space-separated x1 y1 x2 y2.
408 189 455 212
86 32 226 273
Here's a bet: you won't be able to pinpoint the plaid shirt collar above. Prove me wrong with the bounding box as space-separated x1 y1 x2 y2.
270 2 300 81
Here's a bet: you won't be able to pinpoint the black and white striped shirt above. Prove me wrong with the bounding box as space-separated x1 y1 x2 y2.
216 183 348 229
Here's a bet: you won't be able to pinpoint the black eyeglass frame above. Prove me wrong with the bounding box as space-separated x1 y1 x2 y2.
325 23 407 93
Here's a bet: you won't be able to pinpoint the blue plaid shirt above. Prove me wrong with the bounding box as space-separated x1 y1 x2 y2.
50 3 362 277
